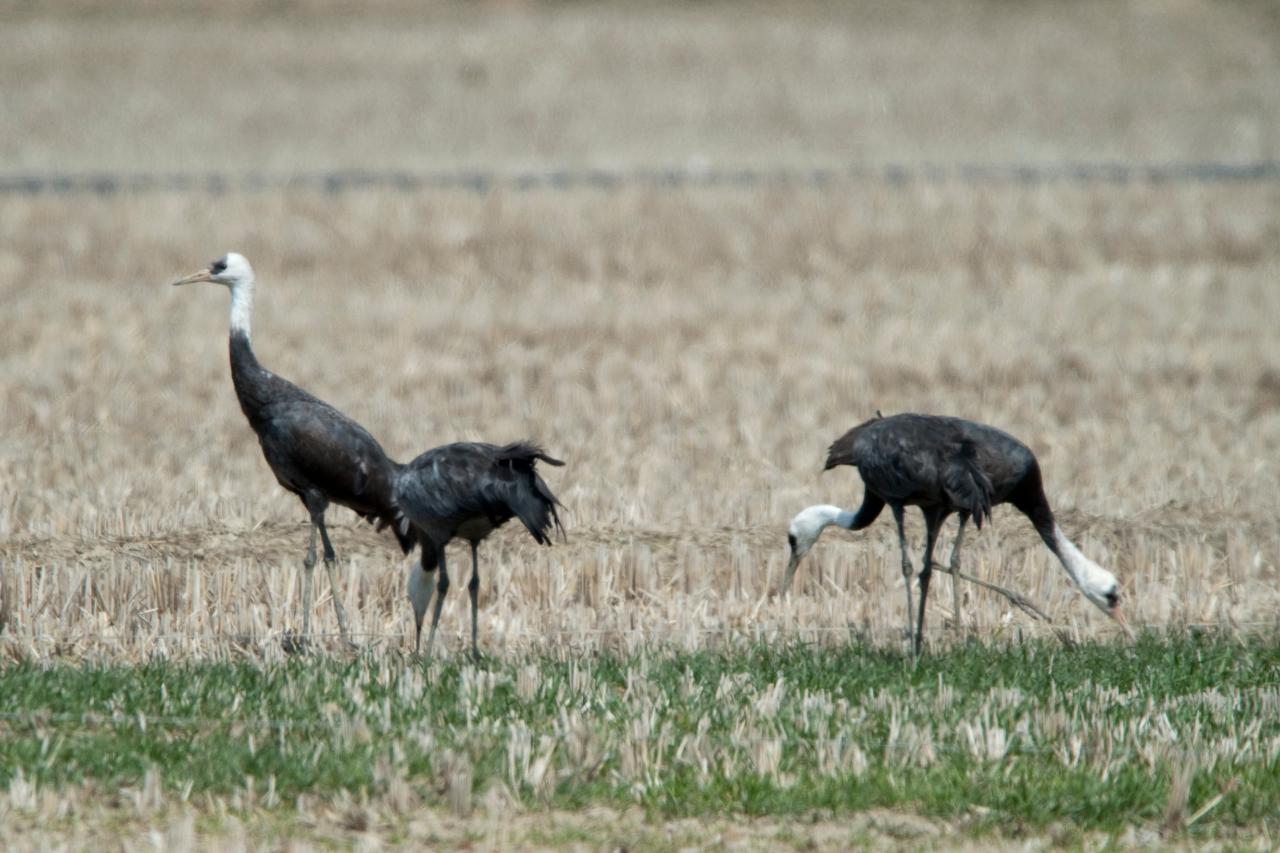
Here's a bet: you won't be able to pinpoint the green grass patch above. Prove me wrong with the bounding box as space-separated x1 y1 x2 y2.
0 630 1277 833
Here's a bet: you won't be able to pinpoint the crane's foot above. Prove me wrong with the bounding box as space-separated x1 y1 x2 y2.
281 630 310 656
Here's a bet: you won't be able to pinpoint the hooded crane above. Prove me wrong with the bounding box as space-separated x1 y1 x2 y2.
394 441 564 659
784 413 1132 655
173 253 412 646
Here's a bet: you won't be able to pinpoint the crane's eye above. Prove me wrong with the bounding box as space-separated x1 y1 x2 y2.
787 533 797 551
1105 590 1119 608
210 257 228 275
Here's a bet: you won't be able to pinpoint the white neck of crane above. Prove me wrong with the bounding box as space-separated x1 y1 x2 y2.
1051 524 1113 596
812 506 857 533
229 277 255 340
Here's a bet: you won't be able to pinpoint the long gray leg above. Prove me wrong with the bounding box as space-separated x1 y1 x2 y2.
914 509 943 657
948 514 968 633
467 542 482 662
314 514 354 648
890 504 914 644
408 552 435 655
301 522 318 639
425 543 450 657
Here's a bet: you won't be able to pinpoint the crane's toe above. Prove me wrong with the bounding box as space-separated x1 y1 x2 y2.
281 630 310 656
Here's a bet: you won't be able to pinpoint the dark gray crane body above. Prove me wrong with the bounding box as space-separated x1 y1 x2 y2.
787 413 1130 654
394 440 564 658
824 413 1039 529
229 331 410 545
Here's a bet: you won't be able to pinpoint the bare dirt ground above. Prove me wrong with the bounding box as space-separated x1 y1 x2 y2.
2 0 1279 847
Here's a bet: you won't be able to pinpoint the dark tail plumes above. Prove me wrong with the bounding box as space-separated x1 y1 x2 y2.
824 418 877 470
495 442 566 544
375 513 416 554
366 460 415 554
495 441 565 470
943 439 995 529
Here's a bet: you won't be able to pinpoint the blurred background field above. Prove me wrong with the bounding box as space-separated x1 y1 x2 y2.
3 0 1279 173
1 0 1279 847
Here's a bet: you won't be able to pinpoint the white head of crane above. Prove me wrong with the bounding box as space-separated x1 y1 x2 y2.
172 252 256 339
783 504 854 592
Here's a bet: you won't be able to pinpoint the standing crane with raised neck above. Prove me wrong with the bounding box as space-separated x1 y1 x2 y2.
173 253 412 647
784 412 1133 655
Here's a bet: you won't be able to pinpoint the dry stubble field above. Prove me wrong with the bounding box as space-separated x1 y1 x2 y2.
2 183 1278 659
2 1 1280 848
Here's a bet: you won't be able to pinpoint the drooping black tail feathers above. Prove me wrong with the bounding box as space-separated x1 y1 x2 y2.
494 441 565 469
361 459 414 554
824 417 878 470
375 514 416 554
943 439 995 529
495 468 563 546
500 442 567 545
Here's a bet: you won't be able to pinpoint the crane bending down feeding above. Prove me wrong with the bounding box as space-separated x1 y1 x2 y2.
173 253 412 646
393 441 564 659
784 413 1133 655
